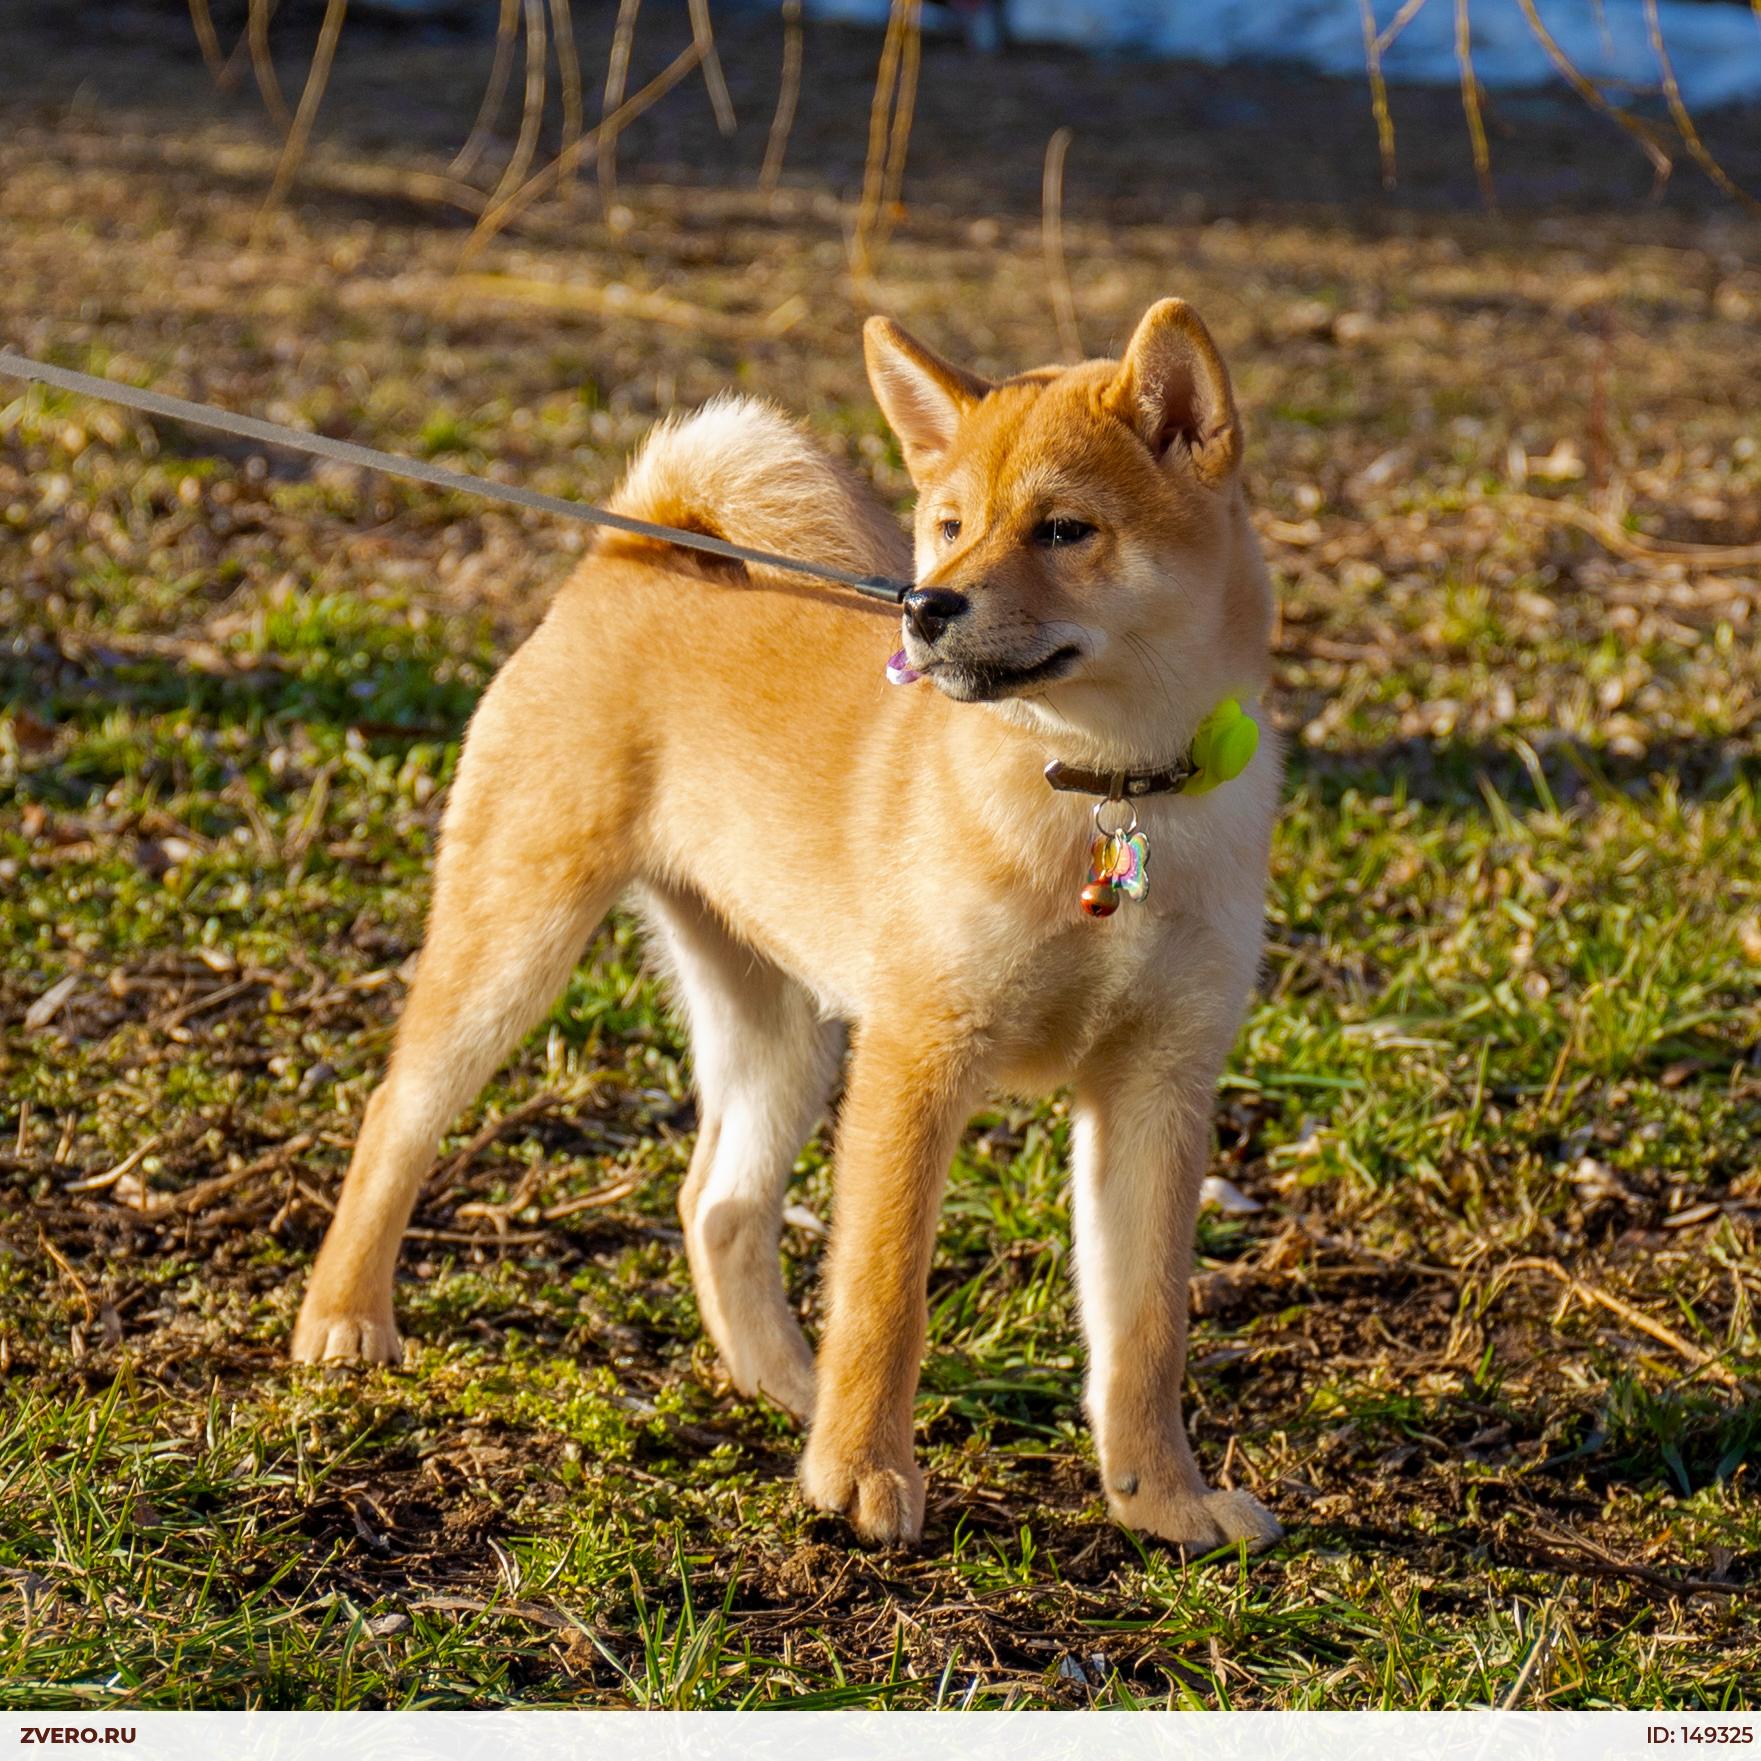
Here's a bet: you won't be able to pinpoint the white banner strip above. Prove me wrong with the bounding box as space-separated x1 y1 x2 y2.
0 1712 1750 1760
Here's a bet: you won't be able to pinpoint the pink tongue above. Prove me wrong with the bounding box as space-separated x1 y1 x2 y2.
885 648 921 686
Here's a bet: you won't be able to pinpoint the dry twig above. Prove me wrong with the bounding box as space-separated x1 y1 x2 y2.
598 0 643 214
1515 0 1673 184
687 0 738 136
880 5 921 230
484 0 550 221
452 0 521 180
140 1134 318 1219
461 41 706 261
1454 0 1495 207
63 1134 164 1196
1359 0 1428 186
257 0 350 225
247 0 292 131
853 0 921 281
1516 1520 1745 1599
426 1092 562 1200
22 973 80 1033
187 0 231 86
158 974 267 1033
548 0 584 194
760 0 805 196
37 1227 94 1324
411 1595 569 1627
541 1173 643 1218
1508 493 1761 570
1040 127 1082 363
1506 1256 1743 1389
1643 0 1761 211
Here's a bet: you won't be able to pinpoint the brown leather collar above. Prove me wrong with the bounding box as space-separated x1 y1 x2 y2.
1043 755 1196 799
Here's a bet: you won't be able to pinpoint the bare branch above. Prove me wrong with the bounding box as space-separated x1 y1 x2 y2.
853 0 920 280
1455 0 1495 207
760 0 805 196
1515 0 1674 186
461 41 706 263
688 0 738 137
248 0 292 131
484 0 550 221
598 0 642 215
1359 0 1430 187
549 0 585 195
1041 127 1082 363
452 0 520 180
187 0 230 87
1644 0 1761 211
879 0 921 237
256 0 350 225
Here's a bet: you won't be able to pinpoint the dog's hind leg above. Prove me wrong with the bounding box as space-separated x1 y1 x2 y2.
292 647 632 1365
643 886 840 1423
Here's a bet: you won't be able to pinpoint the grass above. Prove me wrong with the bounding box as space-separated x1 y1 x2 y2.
2 1 1759 1714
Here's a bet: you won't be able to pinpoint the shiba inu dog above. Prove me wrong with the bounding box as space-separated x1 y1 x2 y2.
293 297 1283 1554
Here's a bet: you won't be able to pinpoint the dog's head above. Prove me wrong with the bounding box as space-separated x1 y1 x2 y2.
865 299 1272 750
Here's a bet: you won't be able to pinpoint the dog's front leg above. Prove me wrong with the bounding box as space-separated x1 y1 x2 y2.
1072 1061 1282 1555
798 1021 975 1547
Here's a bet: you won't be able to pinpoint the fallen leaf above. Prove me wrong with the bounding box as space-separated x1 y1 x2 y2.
1201 1175 1263 1214
22 973 80 1033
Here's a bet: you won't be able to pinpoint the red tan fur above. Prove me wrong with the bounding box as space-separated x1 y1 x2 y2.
293 299 1283 1553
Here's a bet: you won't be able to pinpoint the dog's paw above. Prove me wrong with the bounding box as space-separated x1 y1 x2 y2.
291 1301 403 1366
749 1350 817 1427
798 1435 924 1547
1108 1480 1282 1557
719 1317 817 1426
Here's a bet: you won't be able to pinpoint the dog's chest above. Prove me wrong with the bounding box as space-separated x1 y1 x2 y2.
985 897 1190 1091
980 801 1261 1090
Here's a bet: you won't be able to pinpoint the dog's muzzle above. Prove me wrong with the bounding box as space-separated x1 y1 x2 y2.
902 586 970 646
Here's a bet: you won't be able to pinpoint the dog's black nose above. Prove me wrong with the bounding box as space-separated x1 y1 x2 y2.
903 586 969 644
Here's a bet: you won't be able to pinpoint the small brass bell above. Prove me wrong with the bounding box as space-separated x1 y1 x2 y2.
1080 880 1120 918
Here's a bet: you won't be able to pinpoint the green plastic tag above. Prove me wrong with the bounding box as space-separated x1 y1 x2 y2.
1183 697 1260 796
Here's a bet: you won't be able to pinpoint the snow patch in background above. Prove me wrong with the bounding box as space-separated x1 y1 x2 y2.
806 0 1761 109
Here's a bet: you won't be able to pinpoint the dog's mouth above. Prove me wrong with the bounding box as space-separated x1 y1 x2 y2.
919 644 1083 703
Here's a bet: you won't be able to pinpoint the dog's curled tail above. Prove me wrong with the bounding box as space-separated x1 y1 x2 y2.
602 395 910 586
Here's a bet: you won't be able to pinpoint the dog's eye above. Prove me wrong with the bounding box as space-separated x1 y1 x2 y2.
1036 518 1096 547
939 518 962 543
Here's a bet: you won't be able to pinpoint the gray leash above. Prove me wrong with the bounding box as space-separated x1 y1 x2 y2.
0 349 915 606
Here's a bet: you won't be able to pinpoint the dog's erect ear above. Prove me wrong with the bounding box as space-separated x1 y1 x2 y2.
864 317 991 478
1105 298 1241 485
